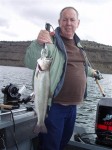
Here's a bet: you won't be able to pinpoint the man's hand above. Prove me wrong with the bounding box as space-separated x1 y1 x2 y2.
37 30 52 45
94 70 103 80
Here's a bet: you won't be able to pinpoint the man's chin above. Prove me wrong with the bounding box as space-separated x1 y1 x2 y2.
65 33 73 39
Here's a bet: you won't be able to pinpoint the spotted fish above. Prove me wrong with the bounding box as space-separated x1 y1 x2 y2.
34 57 52 134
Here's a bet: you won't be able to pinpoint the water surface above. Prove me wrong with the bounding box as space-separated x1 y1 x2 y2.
1 66 112 136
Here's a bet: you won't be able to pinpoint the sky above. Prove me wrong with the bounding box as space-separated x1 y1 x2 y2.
0 0 112 46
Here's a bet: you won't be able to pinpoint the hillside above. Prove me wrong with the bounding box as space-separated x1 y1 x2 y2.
0 40 112 74
81 40 112 74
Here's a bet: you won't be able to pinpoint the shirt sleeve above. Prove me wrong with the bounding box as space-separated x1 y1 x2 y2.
87 66 95 77
24 40 43 70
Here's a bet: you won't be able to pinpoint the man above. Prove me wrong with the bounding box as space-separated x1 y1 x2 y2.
25 6 97 150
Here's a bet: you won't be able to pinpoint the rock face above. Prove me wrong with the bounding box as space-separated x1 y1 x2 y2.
81 41 112 74
0 41 30 67
0 40 112 74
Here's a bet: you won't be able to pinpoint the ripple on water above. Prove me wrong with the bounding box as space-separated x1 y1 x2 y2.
1 66 112 137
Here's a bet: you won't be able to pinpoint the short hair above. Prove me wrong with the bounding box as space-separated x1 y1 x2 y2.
59 6 79 18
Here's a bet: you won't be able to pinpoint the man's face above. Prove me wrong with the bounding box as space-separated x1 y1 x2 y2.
58 8 80 39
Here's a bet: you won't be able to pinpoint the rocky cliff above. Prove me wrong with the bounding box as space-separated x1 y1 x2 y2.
0 41 30 67
81 41 112 74
0 41 112 74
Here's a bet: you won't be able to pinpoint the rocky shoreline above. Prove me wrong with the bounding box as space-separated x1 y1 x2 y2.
0 40 112 74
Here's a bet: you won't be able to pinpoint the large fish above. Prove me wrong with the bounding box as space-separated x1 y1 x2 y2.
33 57 52 134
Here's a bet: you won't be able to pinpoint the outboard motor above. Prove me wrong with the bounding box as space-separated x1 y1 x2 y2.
95 98 112 147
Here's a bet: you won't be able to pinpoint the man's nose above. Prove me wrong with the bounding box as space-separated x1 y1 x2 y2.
66 20 71 25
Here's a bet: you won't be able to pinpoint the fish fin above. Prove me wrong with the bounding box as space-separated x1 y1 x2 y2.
33 123 47 134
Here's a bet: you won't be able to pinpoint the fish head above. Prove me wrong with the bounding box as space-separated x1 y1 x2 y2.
37 57 52 71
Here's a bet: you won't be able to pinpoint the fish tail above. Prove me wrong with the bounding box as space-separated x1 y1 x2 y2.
34 123 47 134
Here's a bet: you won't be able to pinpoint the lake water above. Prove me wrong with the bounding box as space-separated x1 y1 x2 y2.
1 65 112 138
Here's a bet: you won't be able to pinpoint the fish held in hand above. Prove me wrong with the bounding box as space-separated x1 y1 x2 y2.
34 57 52 134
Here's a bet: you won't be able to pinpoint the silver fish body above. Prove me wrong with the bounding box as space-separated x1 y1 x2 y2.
34 57 52 134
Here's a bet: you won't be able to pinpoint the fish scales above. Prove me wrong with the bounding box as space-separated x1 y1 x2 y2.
34 57 52 134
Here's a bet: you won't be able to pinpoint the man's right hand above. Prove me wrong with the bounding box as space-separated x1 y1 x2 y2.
37 30 52 45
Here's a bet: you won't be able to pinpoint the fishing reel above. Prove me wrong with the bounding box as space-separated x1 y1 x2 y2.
1 83 34 109
2 83 20 104
1 83 26 108
94 70 103 80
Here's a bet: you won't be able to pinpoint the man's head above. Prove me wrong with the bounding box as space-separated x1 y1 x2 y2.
58 7 80 39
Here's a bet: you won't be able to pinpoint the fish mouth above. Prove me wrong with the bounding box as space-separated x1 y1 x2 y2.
38 64 43 71
37 63 50 71
37 57 52 71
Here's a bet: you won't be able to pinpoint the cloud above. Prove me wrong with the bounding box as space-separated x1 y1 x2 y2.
75 0 107 4
0 17 9 27
0 0 112 45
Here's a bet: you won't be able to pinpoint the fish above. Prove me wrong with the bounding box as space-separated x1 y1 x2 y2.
33 57 52 134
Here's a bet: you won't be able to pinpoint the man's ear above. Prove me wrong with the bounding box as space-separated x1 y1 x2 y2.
77 19 80 28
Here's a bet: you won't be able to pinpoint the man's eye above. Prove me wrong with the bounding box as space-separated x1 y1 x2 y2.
71 19 75 22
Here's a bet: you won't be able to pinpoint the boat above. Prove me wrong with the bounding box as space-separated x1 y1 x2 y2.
0 105 112 150
0 84 112 150
0 106 37 150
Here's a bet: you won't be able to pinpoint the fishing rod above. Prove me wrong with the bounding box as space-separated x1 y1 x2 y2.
0 104 14 110
86 56 106 97
0 93 34 110
94 73 105 97
94 71 105 97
